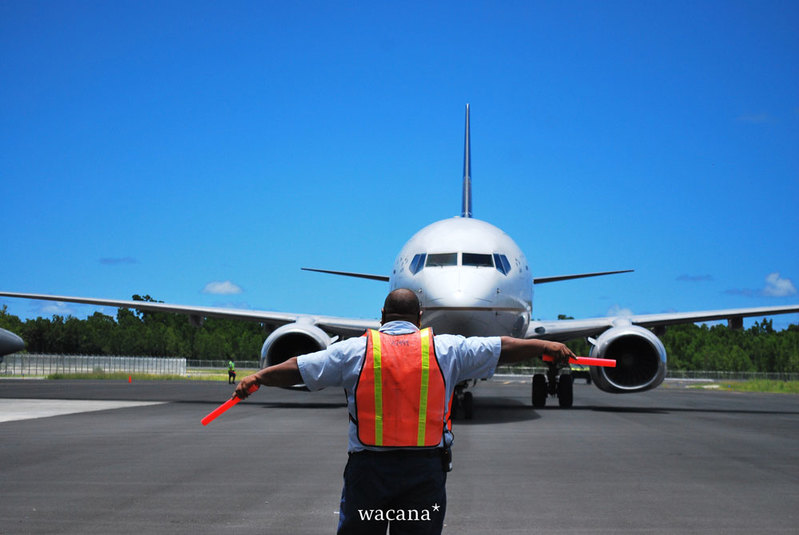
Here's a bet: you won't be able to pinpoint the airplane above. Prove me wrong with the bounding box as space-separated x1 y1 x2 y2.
2 104 798 414
0 327 25 357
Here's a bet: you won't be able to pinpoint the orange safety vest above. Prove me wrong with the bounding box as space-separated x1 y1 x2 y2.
355 328 448 448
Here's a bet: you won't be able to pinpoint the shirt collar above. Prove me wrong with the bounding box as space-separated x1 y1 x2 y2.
378 320 420 335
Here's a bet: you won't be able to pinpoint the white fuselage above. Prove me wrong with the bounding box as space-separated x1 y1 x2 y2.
390 217 533 338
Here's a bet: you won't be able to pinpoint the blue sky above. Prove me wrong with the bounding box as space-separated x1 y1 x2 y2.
2 0 798 330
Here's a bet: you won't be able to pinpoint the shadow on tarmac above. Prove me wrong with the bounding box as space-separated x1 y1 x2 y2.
587 405 799 416
586 406 669 414
174 399 347 410
257 401 347 410
454 396 541 424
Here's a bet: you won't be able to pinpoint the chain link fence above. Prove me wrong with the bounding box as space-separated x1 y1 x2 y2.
663 369 799 381
0 354 186 376
186 360 260 369
495 365 799 381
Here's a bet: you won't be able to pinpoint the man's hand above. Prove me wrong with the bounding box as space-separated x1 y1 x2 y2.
230 358 302 395
542 341 576 365
499 337 577 365
233 374 260 399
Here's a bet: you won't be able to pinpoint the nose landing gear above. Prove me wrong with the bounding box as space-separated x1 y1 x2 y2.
451 382 475 420
532 364 573 408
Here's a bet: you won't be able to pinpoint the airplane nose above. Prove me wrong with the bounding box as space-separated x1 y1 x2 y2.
424 269 496 307
412 263 529 337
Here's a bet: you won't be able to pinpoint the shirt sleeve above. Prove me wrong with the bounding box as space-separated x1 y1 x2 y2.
296 336 366 391
434 335 502 382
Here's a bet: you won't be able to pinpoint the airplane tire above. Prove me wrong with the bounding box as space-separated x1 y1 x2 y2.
463 391 474 420
557 374 573 408
532 374 547 408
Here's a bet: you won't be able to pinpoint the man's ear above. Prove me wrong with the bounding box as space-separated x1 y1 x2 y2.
380 308 386 325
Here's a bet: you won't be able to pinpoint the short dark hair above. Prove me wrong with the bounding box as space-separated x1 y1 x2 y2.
382 289 421 322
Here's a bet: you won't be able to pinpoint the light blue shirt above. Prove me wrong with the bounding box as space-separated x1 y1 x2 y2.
297 321 502 452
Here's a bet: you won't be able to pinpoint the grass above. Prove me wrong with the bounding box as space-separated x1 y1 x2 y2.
185 368 259 381
47 372 187 381
716 380 799 394
689 380 799 394
44 368 260 382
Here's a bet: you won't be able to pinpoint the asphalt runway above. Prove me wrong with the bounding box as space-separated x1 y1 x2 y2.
1 378 797 534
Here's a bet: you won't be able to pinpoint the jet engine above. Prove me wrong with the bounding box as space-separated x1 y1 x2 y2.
588 323 667 393
259 320 333 369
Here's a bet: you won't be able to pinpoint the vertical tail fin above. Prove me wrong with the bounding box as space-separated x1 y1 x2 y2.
461 103 472 218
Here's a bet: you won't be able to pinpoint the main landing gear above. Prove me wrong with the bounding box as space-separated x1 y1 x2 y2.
532 363 573 409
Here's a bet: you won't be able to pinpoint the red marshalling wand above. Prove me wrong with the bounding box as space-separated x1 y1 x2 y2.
542 355 616 367
201 384 260 426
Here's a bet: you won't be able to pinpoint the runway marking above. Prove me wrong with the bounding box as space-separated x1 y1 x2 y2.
0 399 166 423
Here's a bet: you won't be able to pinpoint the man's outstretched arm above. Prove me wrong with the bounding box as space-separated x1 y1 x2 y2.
498 337 576 365
234 357 303 398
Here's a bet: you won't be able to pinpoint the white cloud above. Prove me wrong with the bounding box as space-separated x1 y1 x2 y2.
607 304 633 317
763 272 796 297
725 272 797 298
36 301 75 316
202 281 243 295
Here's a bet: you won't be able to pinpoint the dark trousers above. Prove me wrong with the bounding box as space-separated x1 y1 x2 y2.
338 450 447 535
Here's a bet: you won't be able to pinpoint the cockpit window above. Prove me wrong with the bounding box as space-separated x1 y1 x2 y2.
493 253 512 275
462 253 493 267
409 253 426 275
410 252 512 273
425 253 458 267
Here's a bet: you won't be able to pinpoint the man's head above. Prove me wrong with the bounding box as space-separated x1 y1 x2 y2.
381 288 422 326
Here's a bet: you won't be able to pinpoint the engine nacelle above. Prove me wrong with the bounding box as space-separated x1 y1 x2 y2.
589 324 667 393
260 320 333 369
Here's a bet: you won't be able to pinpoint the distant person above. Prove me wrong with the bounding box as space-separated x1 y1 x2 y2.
227 360 236 384
235 288 574 534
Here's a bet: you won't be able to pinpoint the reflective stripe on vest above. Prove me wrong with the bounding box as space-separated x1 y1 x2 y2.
356 328 447 447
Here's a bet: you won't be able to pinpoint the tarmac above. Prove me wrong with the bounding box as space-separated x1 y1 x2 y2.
1 377 797 534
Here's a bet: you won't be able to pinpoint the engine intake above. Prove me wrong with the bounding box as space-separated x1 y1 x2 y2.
589 324 667 393
260 321 333 369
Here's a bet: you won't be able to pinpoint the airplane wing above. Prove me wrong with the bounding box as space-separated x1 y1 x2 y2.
300 268 390 282
0 291 380 339
526 304 799 341
300 267 634 285
5 290 798 343
533 269 634 284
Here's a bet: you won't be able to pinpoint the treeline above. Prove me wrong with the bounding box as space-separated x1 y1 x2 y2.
0 297 265 361
659 319 799 373
2 302 798 371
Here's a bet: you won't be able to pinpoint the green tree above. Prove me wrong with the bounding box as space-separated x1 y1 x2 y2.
3 301 796 371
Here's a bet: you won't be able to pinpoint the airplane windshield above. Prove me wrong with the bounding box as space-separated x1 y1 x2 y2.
462 253 493 267
409 253 426 274
410 252 512 273
426 253 458 267
494 253 512 275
